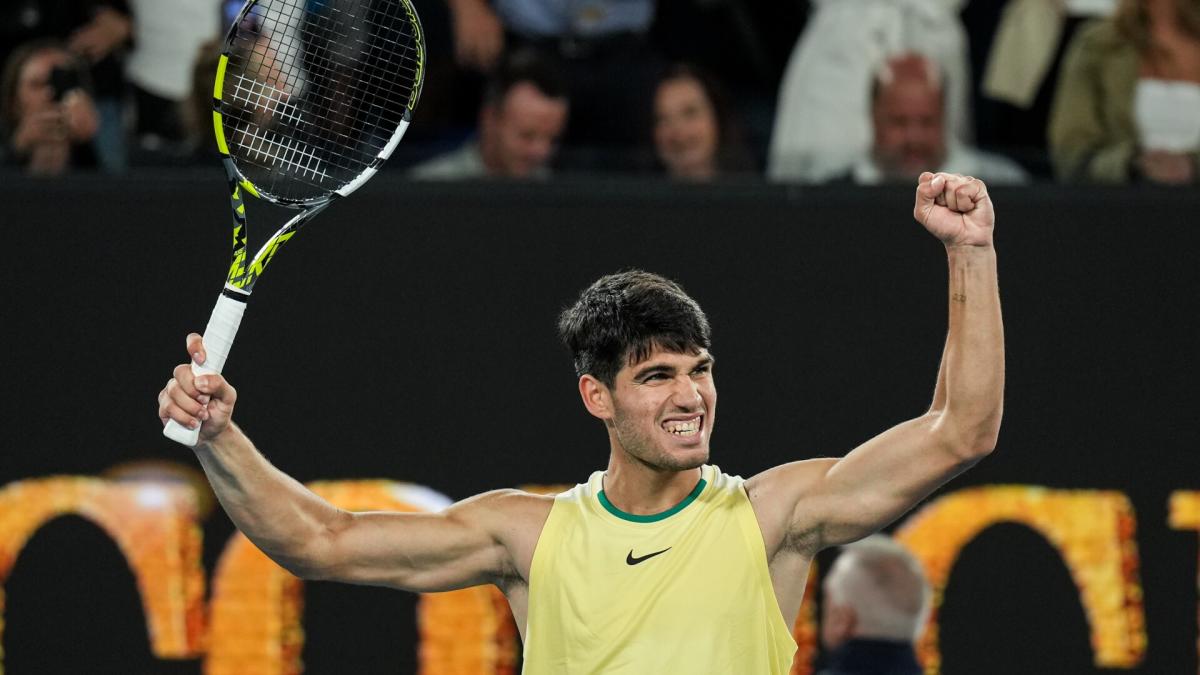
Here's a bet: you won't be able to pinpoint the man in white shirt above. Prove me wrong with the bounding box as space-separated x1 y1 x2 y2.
852 53 1028 185
767 0 973 183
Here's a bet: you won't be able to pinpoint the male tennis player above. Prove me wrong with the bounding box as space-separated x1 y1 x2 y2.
158 172 1002 673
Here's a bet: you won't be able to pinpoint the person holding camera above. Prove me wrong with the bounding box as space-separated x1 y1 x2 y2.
1 41 99 175
1 0 132 172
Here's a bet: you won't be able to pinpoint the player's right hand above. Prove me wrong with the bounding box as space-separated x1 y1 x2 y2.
158 334 238 443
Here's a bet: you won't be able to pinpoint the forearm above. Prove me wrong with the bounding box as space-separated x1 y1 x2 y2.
930 330 950 412
932 245 1004 453
194 423 345 576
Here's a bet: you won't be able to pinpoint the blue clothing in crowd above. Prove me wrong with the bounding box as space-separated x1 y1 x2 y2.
495 0 654 38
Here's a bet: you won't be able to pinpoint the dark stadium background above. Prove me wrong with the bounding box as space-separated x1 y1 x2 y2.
1 176 1197 673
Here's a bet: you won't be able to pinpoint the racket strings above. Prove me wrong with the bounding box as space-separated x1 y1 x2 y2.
219 0 422 201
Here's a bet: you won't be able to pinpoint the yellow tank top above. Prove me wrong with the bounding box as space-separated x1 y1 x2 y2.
523 464 797 674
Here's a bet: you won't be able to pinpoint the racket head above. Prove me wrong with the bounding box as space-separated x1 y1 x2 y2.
212 0 425 207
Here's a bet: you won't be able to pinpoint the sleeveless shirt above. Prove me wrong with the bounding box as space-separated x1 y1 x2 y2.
523 464 797 673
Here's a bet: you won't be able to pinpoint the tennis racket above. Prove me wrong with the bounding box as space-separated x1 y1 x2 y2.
164 0 425 446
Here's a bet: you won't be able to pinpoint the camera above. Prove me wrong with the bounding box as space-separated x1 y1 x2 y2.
48 66 82 102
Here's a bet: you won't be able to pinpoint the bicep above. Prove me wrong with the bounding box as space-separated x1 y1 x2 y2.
313 492 514 593
760 414 976 552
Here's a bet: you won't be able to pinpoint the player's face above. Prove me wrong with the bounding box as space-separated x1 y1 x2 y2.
486 82 568 178
608 347 716 472
653 76 719 179
872 79 946 180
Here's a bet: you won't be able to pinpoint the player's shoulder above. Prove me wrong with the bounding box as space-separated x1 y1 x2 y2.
451 488 556 532
744 459 839 556
744 457 839 502
479 488 557 509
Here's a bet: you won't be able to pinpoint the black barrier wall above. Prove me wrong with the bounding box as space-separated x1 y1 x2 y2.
1 174 1198 674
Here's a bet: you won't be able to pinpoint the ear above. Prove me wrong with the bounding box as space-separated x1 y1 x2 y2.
578 375 613 421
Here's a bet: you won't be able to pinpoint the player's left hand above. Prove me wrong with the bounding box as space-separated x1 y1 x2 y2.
913 172 994 248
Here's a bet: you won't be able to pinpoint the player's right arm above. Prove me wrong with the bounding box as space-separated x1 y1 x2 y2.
157 334 520 593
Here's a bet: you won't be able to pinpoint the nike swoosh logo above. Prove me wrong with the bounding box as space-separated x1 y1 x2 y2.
626 547 671 565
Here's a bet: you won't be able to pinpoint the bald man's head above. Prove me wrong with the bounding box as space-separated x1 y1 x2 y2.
870 53 947 181
821 535 931 650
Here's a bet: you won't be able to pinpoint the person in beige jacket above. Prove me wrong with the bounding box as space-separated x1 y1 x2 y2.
1048 0 1200 184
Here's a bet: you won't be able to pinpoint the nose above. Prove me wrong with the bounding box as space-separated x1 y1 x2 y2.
670 374 704 410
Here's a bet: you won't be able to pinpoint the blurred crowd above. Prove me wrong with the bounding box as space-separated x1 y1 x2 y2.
2 0 1198 185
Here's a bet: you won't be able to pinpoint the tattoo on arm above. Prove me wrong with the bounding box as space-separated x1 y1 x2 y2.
952 292 967 303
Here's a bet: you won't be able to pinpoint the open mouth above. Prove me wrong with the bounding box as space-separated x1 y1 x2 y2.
661 415 703 438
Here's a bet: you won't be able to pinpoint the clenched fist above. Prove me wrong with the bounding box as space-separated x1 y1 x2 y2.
913 173 995 248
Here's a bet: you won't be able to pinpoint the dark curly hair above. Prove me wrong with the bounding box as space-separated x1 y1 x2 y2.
558 270 712 387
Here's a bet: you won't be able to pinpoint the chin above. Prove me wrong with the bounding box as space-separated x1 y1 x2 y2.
656 446 709 472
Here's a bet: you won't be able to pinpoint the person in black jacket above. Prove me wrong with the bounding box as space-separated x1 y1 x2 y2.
818 535 930 675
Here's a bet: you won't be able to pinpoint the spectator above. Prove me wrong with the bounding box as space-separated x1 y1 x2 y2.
0 0 133 172
849 53 1028 185
411 49 568 180
124 0 222 153
651 64 755 181
1 40 99 175
181 40 222 162
965 0 1114 175
1048 0 1200 184
445 0 662 170
817 535 930 675
767 0 972 183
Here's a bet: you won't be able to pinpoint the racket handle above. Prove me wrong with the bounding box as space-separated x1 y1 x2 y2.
164 292 247 447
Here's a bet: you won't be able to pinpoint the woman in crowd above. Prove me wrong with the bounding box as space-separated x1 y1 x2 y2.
1 41 99 175
651 64 755 181
1049 0 1200 184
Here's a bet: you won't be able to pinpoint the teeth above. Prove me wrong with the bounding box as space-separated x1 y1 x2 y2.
664 419 701 435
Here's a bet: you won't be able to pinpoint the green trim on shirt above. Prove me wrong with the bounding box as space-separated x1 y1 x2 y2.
598 478 707 523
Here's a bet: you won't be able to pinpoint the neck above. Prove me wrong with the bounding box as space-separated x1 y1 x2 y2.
602 453 703 516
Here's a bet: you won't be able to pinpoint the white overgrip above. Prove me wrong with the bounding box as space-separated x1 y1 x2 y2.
163 292 248 447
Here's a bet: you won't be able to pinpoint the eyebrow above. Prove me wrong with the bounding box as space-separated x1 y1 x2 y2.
632 354 715 381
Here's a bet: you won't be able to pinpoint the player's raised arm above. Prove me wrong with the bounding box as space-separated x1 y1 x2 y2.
749 172 1004 552
157 334 531 593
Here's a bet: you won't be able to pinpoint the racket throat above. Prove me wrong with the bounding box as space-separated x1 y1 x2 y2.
222 286 251 302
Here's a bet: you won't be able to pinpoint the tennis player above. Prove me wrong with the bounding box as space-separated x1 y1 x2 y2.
158 172 1003 673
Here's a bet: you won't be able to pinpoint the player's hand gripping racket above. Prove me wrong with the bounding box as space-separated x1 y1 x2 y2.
164 0 425 446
